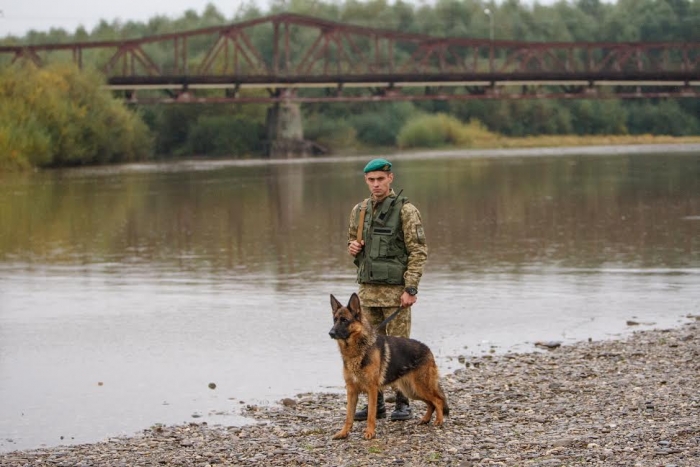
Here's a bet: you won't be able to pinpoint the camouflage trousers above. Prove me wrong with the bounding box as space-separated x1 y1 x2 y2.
363 306 412 338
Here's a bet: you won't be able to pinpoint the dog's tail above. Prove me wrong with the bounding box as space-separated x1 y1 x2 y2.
439 383 450 416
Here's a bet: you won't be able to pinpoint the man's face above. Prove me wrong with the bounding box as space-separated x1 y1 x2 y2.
364 171 393 200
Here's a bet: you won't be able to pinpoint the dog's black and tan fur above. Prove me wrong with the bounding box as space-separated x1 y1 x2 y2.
329 293 449 440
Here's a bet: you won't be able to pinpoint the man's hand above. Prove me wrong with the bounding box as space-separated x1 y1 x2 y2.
401 291 417 308
348 240 364 256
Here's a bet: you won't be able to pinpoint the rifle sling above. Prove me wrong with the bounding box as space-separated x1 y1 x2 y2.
356 198 369 243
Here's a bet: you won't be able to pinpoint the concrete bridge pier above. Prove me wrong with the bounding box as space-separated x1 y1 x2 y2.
265 89 308 158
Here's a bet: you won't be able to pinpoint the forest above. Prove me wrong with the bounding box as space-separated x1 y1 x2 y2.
1 0 699 170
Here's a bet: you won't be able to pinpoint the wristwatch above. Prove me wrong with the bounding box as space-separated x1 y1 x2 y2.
405 286 418 296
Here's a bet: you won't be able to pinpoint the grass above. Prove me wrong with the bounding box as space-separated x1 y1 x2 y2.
474 133 700 150
394 113 700 153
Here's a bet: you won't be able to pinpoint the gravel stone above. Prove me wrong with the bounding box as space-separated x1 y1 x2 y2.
0 323 698 466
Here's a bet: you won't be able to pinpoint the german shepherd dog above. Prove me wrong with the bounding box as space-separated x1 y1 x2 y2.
329 293 449 440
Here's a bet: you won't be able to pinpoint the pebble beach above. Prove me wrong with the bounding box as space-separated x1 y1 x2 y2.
1 319 698 467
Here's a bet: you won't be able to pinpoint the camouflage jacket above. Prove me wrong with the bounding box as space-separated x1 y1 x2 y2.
348 190 428 306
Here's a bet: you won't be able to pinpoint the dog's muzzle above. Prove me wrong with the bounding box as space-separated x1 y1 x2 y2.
329 327 348 340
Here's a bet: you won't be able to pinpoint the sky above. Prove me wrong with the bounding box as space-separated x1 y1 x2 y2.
0 1 249 36
0 0 561 37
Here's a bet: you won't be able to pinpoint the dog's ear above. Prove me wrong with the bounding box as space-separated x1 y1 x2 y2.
347 293 362 318
330 294 343 314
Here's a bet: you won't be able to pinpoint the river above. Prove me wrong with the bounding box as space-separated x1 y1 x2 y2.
1 146 699 452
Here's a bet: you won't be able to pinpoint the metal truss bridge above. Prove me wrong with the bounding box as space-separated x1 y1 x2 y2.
1 13 699 103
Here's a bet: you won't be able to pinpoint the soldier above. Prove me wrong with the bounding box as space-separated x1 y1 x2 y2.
347 157 428 421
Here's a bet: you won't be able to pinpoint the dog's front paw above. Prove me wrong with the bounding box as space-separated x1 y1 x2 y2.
362 428 376 440
332 430 349 440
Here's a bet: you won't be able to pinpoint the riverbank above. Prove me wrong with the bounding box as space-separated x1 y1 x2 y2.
465 134 700 150
4 135 700 174
1 320 697 466
349 135 700 159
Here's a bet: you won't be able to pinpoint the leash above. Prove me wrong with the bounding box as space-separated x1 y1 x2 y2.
376 305 404 331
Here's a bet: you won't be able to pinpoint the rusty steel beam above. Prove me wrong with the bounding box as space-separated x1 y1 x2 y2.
121 87 700 105
105 70 698 87
1 13 697 100
108 71 699 104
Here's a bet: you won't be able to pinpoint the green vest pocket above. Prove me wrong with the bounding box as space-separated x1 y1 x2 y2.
369 262 389 281
369 235 389 259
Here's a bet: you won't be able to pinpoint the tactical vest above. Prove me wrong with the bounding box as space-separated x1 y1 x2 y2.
355 194 408 285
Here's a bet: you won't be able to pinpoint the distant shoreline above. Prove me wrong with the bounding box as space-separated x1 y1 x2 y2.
48 141 700 176
382 141 700 161
4 139 699 176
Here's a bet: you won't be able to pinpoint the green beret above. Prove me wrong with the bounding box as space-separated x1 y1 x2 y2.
363 158 392 173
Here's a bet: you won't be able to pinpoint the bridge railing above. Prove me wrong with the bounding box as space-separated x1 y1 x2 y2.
1 13 698 80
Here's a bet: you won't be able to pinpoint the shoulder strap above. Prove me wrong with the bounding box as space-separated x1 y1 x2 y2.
356 198 369 243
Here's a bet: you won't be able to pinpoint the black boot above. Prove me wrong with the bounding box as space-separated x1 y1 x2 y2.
390 391 412 421
354 392 386 421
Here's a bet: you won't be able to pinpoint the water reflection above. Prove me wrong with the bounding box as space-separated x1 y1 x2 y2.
0 150 699 452
2 153 699 271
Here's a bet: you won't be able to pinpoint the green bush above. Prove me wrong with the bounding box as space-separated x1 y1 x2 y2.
152 105 203 157
304 114 358 149
187 114 264 157
0 107 53 170
626 101 700 136
569 100 628 135
459 119 500 145
0 62 152 171
349 102 417 146
397 113 497 149
502 100 573 136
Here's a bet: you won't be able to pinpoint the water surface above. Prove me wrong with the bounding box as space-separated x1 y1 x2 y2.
1 148 699 452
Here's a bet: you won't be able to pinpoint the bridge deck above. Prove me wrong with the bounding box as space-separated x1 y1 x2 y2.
2 13 698 102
